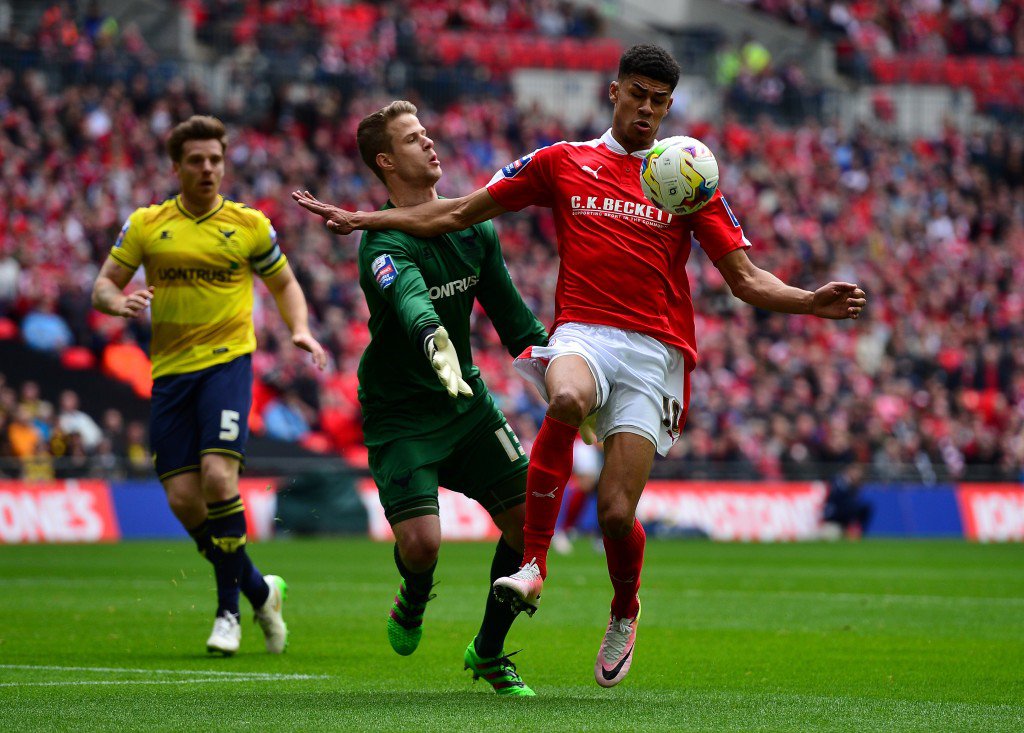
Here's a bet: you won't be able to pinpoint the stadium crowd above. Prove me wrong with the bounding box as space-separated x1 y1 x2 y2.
184 0 606 45
733 0 1024 57
0 375 152 480
2 3 1024 483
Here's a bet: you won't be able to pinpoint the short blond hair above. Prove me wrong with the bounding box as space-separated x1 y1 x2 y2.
356 100 418 183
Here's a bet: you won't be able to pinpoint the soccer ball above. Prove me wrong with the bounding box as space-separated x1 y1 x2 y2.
639 136 719 216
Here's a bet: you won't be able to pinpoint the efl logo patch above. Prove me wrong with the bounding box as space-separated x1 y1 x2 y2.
372 254 398 289
114 219 130 247
501 154 533 179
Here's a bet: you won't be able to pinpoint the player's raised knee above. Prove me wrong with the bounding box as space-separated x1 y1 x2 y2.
597 505 635 539
400 538 440 571
547 388 590 426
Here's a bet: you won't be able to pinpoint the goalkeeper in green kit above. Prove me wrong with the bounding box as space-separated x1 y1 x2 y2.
339 101 547 695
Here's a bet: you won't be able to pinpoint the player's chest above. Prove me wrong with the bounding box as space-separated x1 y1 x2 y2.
145 221 250 265
556 152 681 234
413 232 484 297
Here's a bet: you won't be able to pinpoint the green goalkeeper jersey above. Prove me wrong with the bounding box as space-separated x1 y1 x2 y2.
357 202 547 445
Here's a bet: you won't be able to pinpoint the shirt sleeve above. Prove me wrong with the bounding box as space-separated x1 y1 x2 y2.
688 190 751 263
474 222 549 357
360 231 440 346
485 144 558 212
249 211 288 278
108 210 143 272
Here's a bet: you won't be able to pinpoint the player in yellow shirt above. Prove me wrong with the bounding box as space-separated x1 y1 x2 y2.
92 115 326 656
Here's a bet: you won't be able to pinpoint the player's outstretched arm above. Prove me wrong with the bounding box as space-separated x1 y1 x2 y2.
291 187 506 238
715 249 867 320
91 256 154 318
263 263 328 370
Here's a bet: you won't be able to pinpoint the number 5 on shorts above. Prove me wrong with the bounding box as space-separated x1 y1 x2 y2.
219 410 240 441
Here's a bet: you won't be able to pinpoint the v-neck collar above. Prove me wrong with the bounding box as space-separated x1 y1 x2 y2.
175 195 224 223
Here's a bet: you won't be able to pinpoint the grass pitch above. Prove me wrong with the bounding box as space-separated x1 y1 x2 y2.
0 538 1021 731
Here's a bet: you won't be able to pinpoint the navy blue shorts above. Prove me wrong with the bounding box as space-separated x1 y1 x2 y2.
150 354 252 481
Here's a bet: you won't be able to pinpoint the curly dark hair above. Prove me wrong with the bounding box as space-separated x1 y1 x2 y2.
617 44 681 90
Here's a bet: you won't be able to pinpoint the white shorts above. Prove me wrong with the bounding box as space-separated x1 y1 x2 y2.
514 322 690 456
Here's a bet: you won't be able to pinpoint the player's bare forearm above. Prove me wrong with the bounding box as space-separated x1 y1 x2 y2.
92 276 125 315
734 267 814 314
716 249 866 320
361 199 464 237
291 187 505 238
91 257 153 318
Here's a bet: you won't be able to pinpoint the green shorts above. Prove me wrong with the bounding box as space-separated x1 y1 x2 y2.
368 403 528 526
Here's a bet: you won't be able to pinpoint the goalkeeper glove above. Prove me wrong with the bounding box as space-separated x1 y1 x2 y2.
424 326 473 398
579 412 598 445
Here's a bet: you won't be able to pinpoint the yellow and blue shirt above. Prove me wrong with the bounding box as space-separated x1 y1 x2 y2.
109 195 287 379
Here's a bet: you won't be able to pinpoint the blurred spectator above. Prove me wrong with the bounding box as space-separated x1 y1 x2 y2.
0 248 19 310
123 419 151 478
717 35 820 122
263 390 312 442
8 404 42 462
101 408 125 453
57 389 103 451
18 382 46 420
822 462 873 539
0 412 12 477
89 436 120 478
54 430 90 479
22 298 74 352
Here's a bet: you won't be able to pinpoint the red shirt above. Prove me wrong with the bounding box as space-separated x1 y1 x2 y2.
487 129 749 369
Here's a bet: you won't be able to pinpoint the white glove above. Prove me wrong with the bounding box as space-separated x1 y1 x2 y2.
427 326 473 398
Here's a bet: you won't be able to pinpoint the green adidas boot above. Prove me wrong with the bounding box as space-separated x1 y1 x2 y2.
386 583 434 656
463 641 536 697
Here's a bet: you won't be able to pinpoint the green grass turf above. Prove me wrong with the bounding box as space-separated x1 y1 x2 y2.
0 538 1021 731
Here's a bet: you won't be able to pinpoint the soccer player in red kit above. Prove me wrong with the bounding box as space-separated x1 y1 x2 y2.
293 44 867 688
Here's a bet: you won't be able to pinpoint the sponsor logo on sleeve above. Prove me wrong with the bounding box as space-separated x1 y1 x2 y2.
721 195 740 228
372 254 398 290
501 154 533 179
114 219 130 247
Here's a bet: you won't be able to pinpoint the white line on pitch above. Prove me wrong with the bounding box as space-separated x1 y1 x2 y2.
0 678 262 688
0 664 328 679
673 588 1024 606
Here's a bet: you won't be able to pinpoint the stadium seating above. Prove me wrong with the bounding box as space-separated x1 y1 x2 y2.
740 1 1024 111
